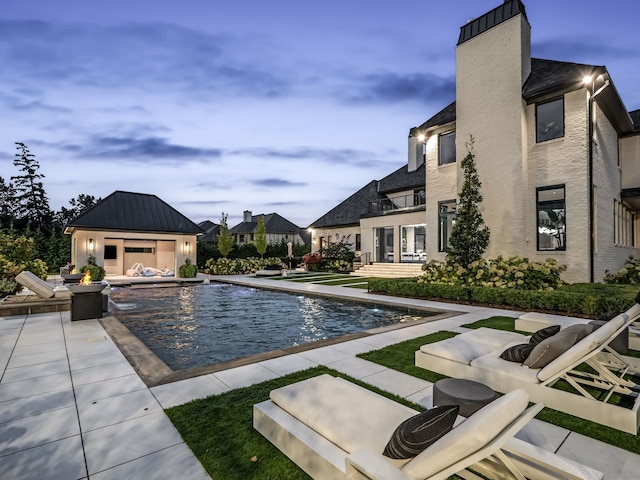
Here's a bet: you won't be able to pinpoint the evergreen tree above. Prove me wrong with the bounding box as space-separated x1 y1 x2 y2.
11 142 52 228
54 193 100 227
254 215 267 258
0 176 16 227
446 136 490 266
217 212 235 258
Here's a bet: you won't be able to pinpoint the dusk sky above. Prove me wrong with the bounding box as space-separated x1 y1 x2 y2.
2 1 639 229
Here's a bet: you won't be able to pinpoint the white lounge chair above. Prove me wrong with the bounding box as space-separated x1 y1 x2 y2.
415 302 640 434
254 374 602 480
15 270 71 299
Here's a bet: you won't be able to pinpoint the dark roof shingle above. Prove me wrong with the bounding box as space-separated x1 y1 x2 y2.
66 191 203 234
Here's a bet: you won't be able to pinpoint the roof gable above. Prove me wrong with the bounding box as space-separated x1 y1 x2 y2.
309 181 382 229
66 191 203 234
230 212 301 234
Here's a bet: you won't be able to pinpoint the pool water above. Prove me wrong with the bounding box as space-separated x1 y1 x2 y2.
109 283 427 370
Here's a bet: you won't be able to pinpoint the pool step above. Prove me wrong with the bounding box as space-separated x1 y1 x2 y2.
351 262 423 278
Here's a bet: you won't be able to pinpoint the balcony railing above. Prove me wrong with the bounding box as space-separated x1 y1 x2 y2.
369 192 425 214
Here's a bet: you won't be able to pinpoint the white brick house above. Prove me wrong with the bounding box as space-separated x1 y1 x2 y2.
413 0 639 283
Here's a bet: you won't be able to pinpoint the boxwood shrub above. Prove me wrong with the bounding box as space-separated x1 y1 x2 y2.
368 279 637 317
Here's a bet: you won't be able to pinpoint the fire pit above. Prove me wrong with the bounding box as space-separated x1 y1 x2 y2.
67 272 109 321
61 273 85 284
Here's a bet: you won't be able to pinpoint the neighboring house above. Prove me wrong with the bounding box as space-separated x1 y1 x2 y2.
198 220 220 243
64 191 204 275
308 163 426 264
309 0 639 283
412 0 639 283
229 210 307 246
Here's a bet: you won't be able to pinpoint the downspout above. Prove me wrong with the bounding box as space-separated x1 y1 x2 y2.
588 78 610 283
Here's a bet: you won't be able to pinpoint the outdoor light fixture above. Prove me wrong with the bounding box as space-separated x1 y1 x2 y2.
87 238 95 253
582 75 593 85
184 241 191 255
417 133 426 142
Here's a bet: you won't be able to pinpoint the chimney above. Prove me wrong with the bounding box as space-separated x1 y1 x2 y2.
243 210 252 223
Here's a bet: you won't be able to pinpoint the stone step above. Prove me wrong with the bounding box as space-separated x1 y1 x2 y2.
351 262 423 278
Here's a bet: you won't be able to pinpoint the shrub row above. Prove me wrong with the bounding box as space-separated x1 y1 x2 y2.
203 257 284 275
604 256 640 284
368 279 637 317
419 256 566 290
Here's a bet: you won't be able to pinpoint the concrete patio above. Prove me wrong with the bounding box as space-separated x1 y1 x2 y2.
2 275 640 478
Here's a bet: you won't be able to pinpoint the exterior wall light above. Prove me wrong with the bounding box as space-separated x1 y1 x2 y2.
184 241 191 255
87 238 95 253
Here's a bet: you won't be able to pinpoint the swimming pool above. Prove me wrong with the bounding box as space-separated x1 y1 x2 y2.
109 282 429 370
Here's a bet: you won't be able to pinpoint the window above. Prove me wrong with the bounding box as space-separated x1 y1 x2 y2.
438 200 456 252
124 247 155 254
614 200 634 247
104 245 117 260
414 189 426 206
438 131 456 165
536 98 564 143
537 185 566 251
355 234 361 251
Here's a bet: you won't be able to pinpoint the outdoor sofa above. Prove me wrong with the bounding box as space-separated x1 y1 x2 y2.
254 374 602 480
415 302 640 434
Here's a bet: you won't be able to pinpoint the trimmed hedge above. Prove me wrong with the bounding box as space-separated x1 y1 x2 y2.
368 279 637 316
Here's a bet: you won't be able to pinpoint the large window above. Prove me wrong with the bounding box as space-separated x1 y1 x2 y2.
438 131 456 165
400 224 426 263
438 200 456 252
614 200 634 247
536 97 564 143
537 185 566 251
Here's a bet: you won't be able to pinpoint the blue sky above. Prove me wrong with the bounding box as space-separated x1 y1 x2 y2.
2 0 638 228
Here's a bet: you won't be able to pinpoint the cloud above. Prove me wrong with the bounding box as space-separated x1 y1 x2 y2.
341 72 456 105
251 178 307 187
81 136 223 163
532 39 637 64
229 146 383 166
0 20 293 102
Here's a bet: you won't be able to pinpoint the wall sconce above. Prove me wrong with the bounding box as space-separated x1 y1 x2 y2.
184 241 191 255
87 238 95 253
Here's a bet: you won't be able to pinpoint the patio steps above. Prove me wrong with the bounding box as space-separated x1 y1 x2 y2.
350 262 423 278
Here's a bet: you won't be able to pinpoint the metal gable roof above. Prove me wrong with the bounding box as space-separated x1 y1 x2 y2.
65 191 204 234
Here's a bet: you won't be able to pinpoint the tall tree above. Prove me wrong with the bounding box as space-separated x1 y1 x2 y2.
0 176 16 226
446 136 490 266
217 212 235 258
254 215 267 258
11 142 52 228
54 194 101 226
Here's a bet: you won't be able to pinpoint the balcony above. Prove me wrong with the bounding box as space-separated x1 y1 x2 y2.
369 192 426 215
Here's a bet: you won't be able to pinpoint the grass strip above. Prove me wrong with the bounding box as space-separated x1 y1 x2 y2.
165 366 428 479
357 325 640 455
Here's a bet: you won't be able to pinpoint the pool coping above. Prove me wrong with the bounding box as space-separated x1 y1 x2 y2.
102 276 460 387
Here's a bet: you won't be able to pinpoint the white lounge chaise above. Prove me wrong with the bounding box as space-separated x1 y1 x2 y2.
415 303 640 434
254 374 602 480
15 270 71 299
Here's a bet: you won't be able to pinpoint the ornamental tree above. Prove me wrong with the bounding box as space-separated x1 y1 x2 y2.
446 136 490 267
217 212 235 258
254 215 267 258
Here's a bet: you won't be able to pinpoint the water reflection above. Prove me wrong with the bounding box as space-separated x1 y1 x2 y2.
110 284 429 370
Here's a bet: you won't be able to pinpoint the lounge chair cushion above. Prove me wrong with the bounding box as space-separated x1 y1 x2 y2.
471 346 541 383
537 315 628 382
269 374 416 455
402 389 529 479
500 343 535 362
382 404 459 459
420 329 528 365
530 325 561 344
524 328 579 369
